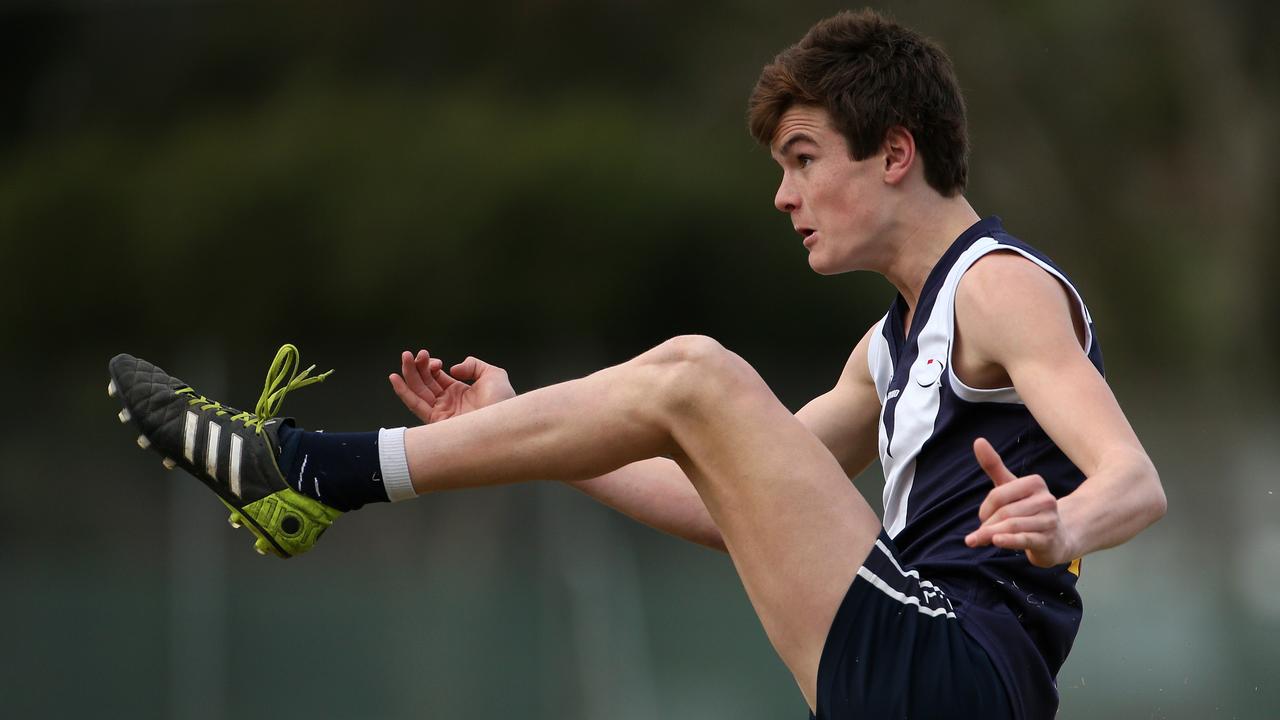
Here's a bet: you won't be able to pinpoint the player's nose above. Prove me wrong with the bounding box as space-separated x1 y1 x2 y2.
774 177 800 213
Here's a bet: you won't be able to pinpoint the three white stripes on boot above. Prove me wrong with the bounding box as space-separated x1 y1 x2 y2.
184 410 244 498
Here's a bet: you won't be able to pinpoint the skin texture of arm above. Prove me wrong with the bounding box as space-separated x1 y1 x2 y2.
569 325 884 552
956 252 1167 566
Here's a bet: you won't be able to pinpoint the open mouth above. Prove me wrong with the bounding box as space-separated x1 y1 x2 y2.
796 227 816 240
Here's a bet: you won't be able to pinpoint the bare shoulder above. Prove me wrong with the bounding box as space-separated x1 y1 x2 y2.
957 251 1073 313
955 251 1086 366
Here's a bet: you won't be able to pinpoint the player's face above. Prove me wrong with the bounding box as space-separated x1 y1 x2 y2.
770 106 892 275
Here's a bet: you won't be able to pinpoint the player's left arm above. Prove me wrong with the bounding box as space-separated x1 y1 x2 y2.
959 253 1167 567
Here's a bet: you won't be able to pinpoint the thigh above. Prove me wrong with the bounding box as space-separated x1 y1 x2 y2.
658 347 883 710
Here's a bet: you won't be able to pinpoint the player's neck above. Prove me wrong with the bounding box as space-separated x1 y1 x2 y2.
882 194 981 325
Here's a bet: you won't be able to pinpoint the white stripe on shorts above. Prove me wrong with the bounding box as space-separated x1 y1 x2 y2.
875 539 949 595
856 565 957 619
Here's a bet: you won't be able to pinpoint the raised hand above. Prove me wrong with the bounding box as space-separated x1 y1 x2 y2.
964 437 1077 568
388 349 516 425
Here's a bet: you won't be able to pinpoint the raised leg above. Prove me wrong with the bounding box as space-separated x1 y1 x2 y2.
403 335 881 710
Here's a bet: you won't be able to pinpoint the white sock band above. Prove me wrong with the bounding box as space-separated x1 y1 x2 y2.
377 427 416 502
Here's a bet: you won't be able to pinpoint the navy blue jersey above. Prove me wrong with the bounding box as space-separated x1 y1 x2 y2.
866 216 1102 719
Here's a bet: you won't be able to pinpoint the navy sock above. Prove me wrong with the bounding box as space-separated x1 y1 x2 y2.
275 423 390 512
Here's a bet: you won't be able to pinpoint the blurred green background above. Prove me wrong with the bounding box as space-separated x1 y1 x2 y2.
2 1 1277 718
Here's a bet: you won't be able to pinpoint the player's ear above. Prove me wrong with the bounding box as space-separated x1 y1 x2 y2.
882 126 915 186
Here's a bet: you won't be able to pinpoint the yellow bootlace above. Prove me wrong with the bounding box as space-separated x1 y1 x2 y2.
175 344 333 434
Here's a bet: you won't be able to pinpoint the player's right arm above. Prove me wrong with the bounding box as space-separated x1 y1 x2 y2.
388 327 883 553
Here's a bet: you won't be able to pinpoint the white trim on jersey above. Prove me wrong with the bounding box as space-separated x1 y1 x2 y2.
878 242 962 535
867 316 892 399
869 236 1096 538
944 241 1095 405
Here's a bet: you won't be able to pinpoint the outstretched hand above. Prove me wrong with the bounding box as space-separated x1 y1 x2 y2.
388 349 516 425
964 437 1077 568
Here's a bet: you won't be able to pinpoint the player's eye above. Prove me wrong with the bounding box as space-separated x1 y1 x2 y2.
797 155 814 168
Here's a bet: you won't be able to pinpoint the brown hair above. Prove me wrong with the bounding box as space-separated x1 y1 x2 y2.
748 9 969 196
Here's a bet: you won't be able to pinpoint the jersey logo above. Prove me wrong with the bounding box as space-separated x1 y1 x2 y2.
915 358 945 387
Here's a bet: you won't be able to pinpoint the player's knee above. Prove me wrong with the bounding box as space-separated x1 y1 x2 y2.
655 334 729 367
649 335 763 410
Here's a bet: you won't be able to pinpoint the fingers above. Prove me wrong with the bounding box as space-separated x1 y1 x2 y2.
966 476 1056 548
388 373 433 423
991 531 1050 558
430 360 457 388
977 474 1050 523
964 447 1069 567
388 372 414 406
399 351 435 401
397 349 505 400
991 533 1059 568
450 356 476 380
400 349 458 395
967 524 1053 553
413 350 445 396
968 514 1055 546
452 356 493 381
974 437 1018 487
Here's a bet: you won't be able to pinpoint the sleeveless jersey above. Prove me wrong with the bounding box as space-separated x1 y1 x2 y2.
866 216 1103 719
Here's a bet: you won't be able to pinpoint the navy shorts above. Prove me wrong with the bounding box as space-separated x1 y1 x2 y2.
810 531 1014 720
